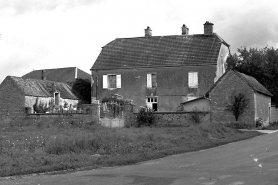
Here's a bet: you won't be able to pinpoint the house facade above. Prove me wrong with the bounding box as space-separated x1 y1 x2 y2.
206 70 272 126
91 22 230 112
0 76 80 121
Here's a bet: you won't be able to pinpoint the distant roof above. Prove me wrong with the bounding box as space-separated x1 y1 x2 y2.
22 67 90 83
206 70 272 97
7 76 78 100
91 33 229 70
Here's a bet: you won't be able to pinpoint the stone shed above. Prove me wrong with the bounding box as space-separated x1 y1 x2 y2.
0 76 80 121
206 70 272 126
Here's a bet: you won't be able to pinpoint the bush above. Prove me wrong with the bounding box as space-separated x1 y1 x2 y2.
136 107 155 127
225 122 252 129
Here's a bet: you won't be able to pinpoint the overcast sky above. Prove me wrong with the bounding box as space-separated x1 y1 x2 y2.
0 0 278 83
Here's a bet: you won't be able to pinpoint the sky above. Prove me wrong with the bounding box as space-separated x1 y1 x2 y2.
0 0 278 83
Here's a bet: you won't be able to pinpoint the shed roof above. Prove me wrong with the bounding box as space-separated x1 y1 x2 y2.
22 67 90 83
206 70 272 97
8 76 78 100
91 33 229 70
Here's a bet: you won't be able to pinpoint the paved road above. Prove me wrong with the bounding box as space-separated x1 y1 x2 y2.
1 132 278 185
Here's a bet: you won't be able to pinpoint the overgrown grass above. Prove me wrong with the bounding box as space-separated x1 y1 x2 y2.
0 118 262 177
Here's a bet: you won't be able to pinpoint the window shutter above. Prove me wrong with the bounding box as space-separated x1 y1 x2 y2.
147 73 152 88
116 75 121 88
188 72 198 87
194 73 198 87
188 73 193 87
103 75 108 89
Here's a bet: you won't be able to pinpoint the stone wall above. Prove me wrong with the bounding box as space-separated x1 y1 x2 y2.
154 111 210 126
25 96 79 113
209 72 255 126
125 111 210 127
27 103 100 124
27 113 95 124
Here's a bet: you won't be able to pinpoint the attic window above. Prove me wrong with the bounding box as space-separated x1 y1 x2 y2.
188 72 198 88
103 74 121 89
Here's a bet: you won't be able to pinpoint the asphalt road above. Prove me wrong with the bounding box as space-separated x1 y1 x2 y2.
1 131 278 185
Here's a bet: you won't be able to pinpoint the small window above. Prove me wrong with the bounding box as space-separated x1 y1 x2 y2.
147 73 157 88
188 72 198 88
146 96 158 111
103 74 121 89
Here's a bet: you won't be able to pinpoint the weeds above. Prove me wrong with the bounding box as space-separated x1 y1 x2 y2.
0 119 261 177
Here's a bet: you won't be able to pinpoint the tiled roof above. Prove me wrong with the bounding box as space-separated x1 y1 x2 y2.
22 67 90 83
91 34 227 70
235 71 272 97
9 76 78 100
206 70 272 97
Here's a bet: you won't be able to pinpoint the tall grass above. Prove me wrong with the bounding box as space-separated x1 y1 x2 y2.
0 119 261 177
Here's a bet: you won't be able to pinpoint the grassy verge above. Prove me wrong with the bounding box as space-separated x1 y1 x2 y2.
0 119 262 177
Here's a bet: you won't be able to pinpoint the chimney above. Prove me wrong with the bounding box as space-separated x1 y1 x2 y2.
41 70 46 80
204 21 214 35
181 24 189 35
145 26 152 37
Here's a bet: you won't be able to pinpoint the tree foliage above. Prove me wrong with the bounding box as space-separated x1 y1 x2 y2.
71 78 91 104
226 93 249 121
227 46 278 106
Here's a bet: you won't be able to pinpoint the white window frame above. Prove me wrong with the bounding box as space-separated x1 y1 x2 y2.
188 72 198 88
146 96 158 111
103 74 121 89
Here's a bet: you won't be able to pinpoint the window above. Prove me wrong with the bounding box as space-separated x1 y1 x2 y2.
147 73 157 88
146 97 158 111
188 72 198 88
103 74 121 89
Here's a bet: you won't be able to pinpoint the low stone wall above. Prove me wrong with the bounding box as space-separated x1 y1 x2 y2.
27 113 96 124
154 111 210 125
125 111 210 127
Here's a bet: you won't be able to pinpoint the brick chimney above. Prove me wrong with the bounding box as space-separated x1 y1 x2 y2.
41 70 46 80
145 26 152 37
182 24 189 35
204 21 214 35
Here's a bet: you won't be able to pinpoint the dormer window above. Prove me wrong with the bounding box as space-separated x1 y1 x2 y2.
54 92 60 106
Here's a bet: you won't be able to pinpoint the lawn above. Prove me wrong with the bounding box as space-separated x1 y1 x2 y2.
0 118 262 177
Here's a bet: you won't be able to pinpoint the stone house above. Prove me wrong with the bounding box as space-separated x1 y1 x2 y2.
22 67 91 83
206 70 272 126
91 21 230 112
0 76 80 121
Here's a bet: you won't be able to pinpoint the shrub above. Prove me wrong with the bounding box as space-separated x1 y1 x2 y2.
191 108 201 123
136 107 155 127
225 122 251 129
226 93 249 121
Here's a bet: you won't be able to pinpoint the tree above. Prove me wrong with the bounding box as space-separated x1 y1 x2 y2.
226 93 249 121
227 46 278 106
71 78 91 104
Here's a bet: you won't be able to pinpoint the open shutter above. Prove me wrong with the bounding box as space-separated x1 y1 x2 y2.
188 72 198 87
116 75 121 88
188 73 193 87
103 75 108 89
194 73 198 87
147 73 152 88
